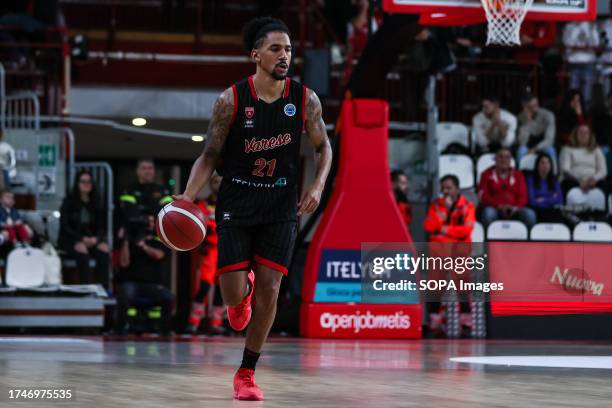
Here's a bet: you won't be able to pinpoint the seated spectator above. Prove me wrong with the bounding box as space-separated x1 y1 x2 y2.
527 153 564 223
423 174 475 335
0 190 33 284
558 90 590 146
58 170 110 287
562 21 599 106
424 174 475 242
517 94 556 163
478 147 536 227
391 170 412 229
114 214 173 336
559 124 608 193
472 96 516 153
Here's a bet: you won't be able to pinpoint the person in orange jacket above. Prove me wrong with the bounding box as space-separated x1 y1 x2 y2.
424 174 475 243
189 174 222 333
423 174 476 335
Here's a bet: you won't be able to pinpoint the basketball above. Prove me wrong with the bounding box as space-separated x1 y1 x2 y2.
156 200 207 251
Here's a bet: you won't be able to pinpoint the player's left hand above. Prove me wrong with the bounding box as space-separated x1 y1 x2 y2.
298 185 323 216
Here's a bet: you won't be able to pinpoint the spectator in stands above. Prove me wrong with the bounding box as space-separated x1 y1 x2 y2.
562 22 599 106
478 147 536 228
558 90 590 146
424 174 475 243
0 190 32 284
423 174 476 335
472 96 517 154
119 159 172 242
391 170 412 229
517 94 556 163
526 152 564 223
559 124 608 193
115 214 173 336
58 170 110 287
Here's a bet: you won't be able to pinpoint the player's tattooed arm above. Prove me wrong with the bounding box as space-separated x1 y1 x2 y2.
299 88 332 216
178 88 234 202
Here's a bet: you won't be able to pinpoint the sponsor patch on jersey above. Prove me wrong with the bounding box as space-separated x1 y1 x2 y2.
284 103 296 117
245 106 255 119
223 212 231 221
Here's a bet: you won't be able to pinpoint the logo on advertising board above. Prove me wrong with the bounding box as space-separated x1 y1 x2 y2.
314 249 363 303
314 249 418 304
301 303 422 339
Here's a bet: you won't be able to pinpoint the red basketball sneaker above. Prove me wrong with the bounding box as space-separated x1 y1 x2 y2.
233 368 264 401
227 270 255 331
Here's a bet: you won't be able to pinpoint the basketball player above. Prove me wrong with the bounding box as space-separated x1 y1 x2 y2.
174 17 332 400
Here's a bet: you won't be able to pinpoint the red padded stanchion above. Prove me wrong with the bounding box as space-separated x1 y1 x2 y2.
300 99 421 339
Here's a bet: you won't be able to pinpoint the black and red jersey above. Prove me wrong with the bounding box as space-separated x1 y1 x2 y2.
216 76 307 227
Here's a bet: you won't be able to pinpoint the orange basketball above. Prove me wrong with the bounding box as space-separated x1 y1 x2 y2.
156 200 207 251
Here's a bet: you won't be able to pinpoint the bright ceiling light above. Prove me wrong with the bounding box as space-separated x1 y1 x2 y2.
192 135 204 142
132 117 147 126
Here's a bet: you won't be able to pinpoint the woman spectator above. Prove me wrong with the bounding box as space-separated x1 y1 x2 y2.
527 153 563 223
558 90 590 146
559 124 608 193
58 170 110 287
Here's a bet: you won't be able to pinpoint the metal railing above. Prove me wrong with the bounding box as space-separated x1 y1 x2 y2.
3 92 40 131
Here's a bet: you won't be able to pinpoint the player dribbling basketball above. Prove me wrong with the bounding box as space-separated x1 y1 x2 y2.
173 17 332 400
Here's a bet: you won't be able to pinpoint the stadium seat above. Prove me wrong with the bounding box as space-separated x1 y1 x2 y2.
518 153 537 172
439 154 474 189
472 221 484 242
573 222 612 242
519 152 558 174
486 220 528 240
436 122 469 153
476 153 516 183
530 223 571 241
566 187 606 211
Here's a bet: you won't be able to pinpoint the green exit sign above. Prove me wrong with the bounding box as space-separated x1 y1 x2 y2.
38 144 56 167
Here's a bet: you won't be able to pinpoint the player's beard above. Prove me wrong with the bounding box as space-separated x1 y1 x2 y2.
271 63 289 80
271 70 287 80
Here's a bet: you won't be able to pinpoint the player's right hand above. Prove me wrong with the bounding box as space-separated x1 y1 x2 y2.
172 194 194 202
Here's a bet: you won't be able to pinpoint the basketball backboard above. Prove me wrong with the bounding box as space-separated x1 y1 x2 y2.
383 0 596 25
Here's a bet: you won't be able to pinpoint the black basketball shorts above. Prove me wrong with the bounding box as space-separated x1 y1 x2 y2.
216 221 297 276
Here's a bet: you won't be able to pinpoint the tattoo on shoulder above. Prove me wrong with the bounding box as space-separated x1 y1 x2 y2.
204 88 234 158
306 89 322 123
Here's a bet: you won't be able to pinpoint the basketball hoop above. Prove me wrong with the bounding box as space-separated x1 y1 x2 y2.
481 0 534 46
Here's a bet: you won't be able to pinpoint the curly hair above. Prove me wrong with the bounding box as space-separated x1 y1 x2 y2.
242 17 290 52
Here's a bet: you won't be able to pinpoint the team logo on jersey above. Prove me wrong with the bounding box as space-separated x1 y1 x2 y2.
244 106 255 128
284 103 296 117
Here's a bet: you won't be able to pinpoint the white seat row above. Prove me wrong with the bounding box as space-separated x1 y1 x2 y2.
471 221 612 242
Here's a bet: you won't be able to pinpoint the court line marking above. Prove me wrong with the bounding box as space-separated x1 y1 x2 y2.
451 356 612 369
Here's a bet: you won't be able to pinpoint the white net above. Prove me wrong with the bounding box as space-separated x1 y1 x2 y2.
481 0 535 46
